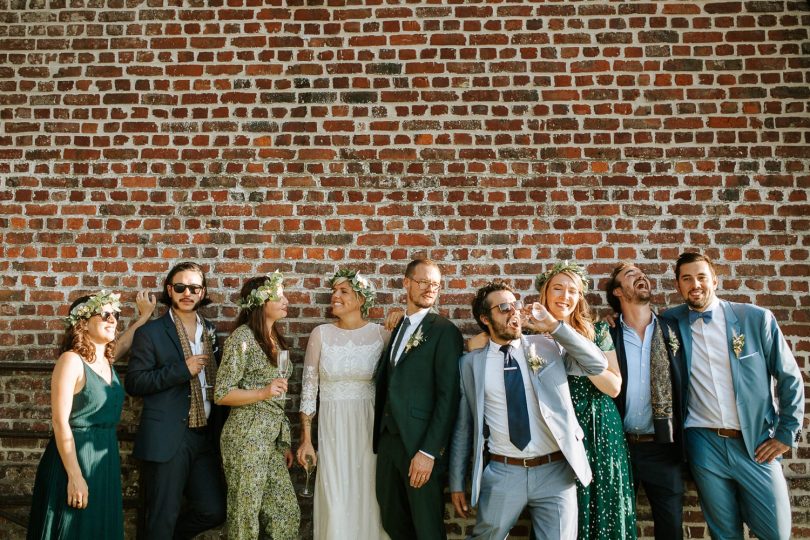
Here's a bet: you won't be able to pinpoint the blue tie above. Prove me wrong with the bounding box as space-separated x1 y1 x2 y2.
501 344 531 451
688 310 713 325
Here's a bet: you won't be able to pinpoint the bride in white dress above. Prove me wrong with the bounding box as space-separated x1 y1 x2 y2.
297 269 391 540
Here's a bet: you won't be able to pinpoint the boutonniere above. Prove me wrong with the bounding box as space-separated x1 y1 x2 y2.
526 344 547 374
668 336 679 356
404 327 426 354
732 332 745 358
206 326 219 353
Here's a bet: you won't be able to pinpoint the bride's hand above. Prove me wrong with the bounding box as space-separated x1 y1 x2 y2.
296 441 317 468
384 309 405 332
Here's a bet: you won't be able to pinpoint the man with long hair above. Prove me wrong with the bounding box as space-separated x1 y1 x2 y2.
125 262 226 539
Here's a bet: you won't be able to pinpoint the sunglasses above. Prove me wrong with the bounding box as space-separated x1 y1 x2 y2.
99 311 120 323
171 283 204 295
490 300 524 314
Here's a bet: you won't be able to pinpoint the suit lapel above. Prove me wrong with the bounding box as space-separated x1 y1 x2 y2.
395 312 436 367
676 308 693 377
472 347 487 436
161 312 185 360
721 300 741 388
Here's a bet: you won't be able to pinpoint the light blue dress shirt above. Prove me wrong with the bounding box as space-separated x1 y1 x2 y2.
621 314 656 434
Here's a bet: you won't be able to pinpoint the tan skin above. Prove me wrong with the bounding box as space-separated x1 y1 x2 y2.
52 304 118 511
451 290 560 518
295 281 369 469
610 265 654 340
114 290 157 360
215 285 293 468
677 261 789 463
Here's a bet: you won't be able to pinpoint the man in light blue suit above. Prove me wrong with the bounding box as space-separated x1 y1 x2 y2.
449 281 608 540
661 252 804 540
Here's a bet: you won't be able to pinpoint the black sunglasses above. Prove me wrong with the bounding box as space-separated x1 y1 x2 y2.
489 300 524 314
99 311 120 323
171 283 204 295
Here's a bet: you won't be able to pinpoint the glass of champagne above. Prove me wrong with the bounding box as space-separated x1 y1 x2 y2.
299 453 316 498
275 350 291 401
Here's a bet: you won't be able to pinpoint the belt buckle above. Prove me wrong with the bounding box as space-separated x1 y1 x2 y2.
717 429 729 438
522 457 532 468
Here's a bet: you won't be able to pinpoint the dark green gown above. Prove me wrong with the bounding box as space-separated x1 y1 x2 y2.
27 360 125 540
568 321 637 539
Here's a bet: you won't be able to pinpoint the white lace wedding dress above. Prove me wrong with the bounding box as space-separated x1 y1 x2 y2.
301 323 390 540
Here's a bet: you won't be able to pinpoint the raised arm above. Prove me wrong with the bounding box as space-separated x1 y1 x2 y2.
115 290 157 361
585 322 622 398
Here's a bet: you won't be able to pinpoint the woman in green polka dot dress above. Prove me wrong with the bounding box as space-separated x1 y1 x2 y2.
532 261 636 539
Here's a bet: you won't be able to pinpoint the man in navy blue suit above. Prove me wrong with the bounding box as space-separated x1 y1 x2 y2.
126 262 226 539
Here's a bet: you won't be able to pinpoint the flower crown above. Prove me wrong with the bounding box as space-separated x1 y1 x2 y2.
328 268 376 318
534 260 590 293
238 271 284 310
65 290 121 327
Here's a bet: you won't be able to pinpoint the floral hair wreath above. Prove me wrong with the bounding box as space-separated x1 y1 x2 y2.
328 268 376 318
65 290 122 327
534 260 590 294
238 271 284 310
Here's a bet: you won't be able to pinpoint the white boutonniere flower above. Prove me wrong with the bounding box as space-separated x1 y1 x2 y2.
206 326 219 353
668 336 680 356
526 344 547 374
732 332 745 358
404 327 426 354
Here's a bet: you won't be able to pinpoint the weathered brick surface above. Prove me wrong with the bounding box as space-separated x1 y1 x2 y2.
0 1 808 538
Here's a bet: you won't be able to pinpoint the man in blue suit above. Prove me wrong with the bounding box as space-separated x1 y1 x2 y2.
126 262 227 539
449 280 608 540
661 252 804 540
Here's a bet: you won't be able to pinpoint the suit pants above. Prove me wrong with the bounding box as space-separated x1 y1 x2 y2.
473 459 577 540
685 428 791 540
628 441 684 540
139 427 226 540
376 430 447 540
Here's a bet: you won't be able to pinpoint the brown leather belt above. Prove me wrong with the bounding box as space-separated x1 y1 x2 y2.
713 428 743 439
625 433 655 444
489 451 564 468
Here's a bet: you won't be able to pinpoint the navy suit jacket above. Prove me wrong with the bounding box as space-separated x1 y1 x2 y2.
661 300 804 459
125 312 227 463
609 314 686 459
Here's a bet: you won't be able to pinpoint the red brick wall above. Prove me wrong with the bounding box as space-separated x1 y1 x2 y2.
1 2 808 538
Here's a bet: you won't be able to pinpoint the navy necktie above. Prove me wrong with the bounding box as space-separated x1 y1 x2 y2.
688 310 713 325
501 344 531 451
389 317 410 367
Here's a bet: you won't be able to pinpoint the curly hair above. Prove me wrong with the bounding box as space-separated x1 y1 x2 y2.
605 261 633 315
59 296 116 364
471 280 516 333
537 270 595 341
234 276 288 366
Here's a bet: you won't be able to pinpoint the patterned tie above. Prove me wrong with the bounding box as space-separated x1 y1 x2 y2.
688 310 713 325
390 317 410 367
501 344 531 451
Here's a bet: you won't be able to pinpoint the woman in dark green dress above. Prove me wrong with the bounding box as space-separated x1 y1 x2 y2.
28 291 128 540
534 262 636 539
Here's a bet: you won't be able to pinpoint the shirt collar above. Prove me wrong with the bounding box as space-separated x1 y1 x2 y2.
488 337 521 353
404 307 431 328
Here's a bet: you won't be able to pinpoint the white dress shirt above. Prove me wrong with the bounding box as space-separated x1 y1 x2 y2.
170 310 211 419
684 298 740 430
483 338 559 458
621 314 656 434
391 307 431 365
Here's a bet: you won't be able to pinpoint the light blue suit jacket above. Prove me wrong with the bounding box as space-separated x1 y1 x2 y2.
448 323 608 507
662 300 804 459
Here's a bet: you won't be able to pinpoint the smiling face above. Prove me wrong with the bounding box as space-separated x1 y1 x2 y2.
612 265 652 307
330 280 362 318
261 285 288 323
543 272 582 323
676 260 717 311
482 289 522 343
86 303 118 345
403 263 441 311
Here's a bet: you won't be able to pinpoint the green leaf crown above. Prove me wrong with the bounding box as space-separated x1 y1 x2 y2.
534 260 590 293
238 271 284 310
65 290 121 327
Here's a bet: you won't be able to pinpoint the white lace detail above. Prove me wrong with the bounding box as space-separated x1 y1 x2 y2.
300 323 386 416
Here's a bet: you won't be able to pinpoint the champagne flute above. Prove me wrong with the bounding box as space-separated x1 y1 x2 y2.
275 350 291 401
299 453 316 498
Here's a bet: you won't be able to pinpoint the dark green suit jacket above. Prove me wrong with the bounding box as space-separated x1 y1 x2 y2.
373 312 464 463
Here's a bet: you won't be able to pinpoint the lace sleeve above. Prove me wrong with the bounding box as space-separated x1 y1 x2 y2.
299 325 322 417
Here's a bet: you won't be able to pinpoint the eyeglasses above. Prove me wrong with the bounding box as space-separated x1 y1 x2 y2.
99 311 120 323
489 300 524 314
171 283 204 295
413 279 441 291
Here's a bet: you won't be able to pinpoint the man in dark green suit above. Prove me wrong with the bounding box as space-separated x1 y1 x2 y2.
374 258 464 540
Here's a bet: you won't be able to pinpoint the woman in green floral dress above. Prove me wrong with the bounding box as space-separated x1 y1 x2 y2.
214 272 300 540
533 262 636 539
